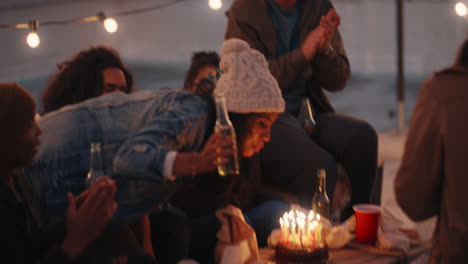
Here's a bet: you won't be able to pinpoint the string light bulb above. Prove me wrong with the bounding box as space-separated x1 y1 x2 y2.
26 20 40 48
455 2 468 17
98 12 118 33
209 0 222 10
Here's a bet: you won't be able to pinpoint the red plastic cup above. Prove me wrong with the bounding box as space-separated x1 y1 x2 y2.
353 204 381 244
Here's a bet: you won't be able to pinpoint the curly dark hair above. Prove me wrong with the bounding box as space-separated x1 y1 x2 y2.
183 51 220 90
41 46 134 113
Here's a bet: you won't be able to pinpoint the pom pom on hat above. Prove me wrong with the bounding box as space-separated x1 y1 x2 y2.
215 38 285 114
221 38 250 56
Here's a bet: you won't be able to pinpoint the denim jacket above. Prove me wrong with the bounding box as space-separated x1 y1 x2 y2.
25 89 213 224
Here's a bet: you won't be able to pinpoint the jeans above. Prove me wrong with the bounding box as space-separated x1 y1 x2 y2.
188 200 289 264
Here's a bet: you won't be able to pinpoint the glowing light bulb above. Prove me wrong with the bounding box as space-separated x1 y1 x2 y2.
27 32 40 48
104 17 118 33
455 2 468 17
209 0 222 10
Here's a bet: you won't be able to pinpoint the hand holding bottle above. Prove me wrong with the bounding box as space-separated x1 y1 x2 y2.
62 177 117 259
214 93 240 176
197 132 235 174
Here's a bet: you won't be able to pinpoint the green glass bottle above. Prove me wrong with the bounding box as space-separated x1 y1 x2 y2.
85 142 105 188
214 93 240 176
312 169 330 219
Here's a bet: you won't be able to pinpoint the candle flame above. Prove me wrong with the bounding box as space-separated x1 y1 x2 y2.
279 209 325 248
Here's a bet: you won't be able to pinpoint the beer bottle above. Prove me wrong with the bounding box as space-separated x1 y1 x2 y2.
86 142 105 188
312 169 330 219
214 93 240 176
301 98 317 138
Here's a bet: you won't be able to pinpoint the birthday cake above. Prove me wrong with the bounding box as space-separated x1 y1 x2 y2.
273 210 330 263
275 244 329 263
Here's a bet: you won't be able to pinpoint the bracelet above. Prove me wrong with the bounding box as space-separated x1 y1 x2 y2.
326 44 334 56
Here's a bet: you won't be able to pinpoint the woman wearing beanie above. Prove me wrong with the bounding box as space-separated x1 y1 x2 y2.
0 83 120 263
24 39 289 263
171 39 292 263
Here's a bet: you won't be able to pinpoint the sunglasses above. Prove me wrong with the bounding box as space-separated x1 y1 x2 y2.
195 68 223 97
196 78 215 96
207 68 223 82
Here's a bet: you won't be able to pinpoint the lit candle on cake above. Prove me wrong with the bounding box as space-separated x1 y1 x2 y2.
278 209 325 249
291 218 297 245
276 210 330 263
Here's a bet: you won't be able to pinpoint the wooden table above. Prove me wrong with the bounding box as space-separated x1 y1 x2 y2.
258 241 431 264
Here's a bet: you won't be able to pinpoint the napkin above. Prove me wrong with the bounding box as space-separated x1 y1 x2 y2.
377 209 410 251
215 205 259 264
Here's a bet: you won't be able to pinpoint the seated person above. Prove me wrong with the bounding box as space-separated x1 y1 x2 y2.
41 45 134 114
226 0 378 218
395 38 468 264
0 83 119 263
183 51 220 96
172 40 290 263
183 49 301 201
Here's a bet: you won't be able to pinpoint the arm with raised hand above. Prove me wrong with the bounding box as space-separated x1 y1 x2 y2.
225 6 349 92
311 8 350 92
37 177 118 263
61 177 117 260
225 13 315 91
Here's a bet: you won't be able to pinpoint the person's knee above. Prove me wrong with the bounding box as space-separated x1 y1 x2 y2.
263 200 290 214
352 120 378 149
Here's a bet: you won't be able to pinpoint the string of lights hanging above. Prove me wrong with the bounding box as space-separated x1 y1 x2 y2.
0 0 225 48
455 1 468 16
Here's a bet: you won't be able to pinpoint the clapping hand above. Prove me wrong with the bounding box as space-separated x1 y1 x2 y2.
318 8 341 54
301 8 341 59
62 176 118 259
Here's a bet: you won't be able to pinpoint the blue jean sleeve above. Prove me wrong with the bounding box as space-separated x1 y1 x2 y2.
112 93 211 183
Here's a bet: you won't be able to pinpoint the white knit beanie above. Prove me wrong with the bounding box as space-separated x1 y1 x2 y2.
214 38 285 113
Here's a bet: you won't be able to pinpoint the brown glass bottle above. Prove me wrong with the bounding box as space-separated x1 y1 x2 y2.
312 169 330 219
301 98 317 138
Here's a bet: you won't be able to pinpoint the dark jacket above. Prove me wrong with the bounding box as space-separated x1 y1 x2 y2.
171 155 261 218
0 170 70 264
171 154 299 218
395 66 468 264
225 0 350 114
